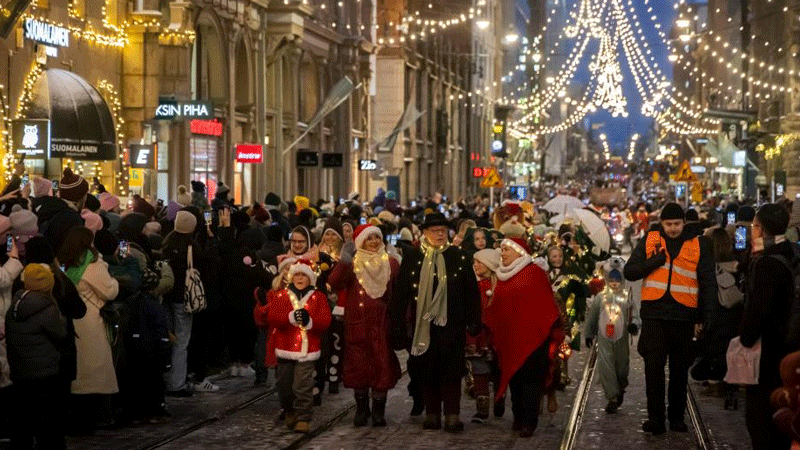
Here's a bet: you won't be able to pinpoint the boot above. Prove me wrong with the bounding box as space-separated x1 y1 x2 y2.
547 392 558 413
472 396 490 423
494 396 506 418
422 413 441 430
353 394 370 427
284 412 298 430
444 414 464 433
371 397 387 427
410 395 425 417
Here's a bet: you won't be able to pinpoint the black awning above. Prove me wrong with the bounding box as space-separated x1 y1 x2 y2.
25 68 117 160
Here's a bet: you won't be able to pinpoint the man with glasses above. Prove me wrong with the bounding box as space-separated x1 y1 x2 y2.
391 212 481 433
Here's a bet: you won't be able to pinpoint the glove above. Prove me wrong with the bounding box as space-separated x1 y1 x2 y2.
340 242 356 264
644 249 667 273
627 323 639 335
585 338 593 349
467 323 482 337
293 309 311 327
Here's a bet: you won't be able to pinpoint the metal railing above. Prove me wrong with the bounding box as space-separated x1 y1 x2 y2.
559 342 598 450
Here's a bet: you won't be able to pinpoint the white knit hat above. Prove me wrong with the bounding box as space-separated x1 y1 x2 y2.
287 259 317 286
473 249 501 273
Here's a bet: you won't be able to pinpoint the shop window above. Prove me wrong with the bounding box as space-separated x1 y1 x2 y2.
157 140 168 202
190 136 218 202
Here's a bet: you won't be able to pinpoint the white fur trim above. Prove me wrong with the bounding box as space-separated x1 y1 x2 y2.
288 263 317 286
496 254 532 281
354 225 381 249
501 238 529 258
332 306 344 316
274 349 321 362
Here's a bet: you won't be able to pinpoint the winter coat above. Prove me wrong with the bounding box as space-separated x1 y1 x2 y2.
191 191 210 212
72 257 120 394
268 288 331 362
466 278 495 355
328 259 401 391
391 245 481 382
31 196 84 254
5 290 66 381
0 257 24 387
162 233 201 304
52 268 86 381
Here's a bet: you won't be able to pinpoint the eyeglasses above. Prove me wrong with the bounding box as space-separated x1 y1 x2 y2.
290 239 307 244
426 228 449 235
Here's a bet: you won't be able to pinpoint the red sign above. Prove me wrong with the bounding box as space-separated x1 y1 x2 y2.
472 167 484 178
235 144 262 163
190 119 223 136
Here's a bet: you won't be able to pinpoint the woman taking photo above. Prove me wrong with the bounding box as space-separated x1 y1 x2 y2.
328 224 401 427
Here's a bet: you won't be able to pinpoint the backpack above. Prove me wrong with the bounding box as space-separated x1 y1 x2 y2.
715 264 743 309
768 243 800 348
183 245 206 313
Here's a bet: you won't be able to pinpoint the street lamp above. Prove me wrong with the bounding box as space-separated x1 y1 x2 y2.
504 25 519 44
676 19 691 28
476 19 489 30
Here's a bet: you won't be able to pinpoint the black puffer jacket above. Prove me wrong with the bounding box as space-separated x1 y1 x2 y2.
5 290 66 381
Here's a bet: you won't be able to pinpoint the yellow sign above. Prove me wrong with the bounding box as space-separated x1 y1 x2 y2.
652 171 660 183
481 165 503 188
129 168 143 187
674 160 697 182
691 182 704 204
493 124 503 134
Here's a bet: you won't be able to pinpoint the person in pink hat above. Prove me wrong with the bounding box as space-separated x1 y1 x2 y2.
328 224 401 427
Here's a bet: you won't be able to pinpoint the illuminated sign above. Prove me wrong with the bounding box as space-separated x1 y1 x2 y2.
359 159 378 171
129 144 156 169
24 18 69 47
190 119 223 136
12 119 49 159
472 167 484 178
235 144 262 163
156 101 212 119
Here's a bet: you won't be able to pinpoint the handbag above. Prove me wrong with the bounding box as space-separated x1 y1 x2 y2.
723 337 761 385
183 245 206 313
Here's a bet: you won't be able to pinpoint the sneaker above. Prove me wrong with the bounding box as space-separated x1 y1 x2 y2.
229 366 241 377
240 365 256 377
193 379 220 392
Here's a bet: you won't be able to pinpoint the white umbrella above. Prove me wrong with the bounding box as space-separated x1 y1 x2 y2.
543 195 585 215
571 208 611 253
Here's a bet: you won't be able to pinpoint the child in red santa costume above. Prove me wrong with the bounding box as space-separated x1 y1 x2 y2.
268 259 331 433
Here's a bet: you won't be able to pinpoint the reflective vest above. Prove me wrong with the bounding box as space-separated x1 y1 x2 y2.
641 231 700 308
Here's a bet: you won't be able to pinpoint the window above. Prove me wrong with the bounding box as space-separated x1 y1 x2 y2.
190 136 218 201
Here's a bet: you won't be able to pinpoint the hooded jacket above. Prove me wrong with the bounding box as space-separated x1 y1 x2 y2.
5 290 66 380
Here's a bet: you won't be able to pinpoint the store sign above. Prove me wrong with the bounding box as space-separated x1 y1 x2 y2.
190 119 223 136
129 144 156 169
235 144 262 163
24 18 69 47
12 119 49 159
297 151 318 167
322 153 344 168
733 150 746 167
359 159 377 171
509 185 528 200
155 100 212 119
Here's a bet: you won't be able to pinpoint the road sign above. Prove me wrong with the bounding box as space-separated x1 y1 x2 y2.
652 171 660 183
691 182 704 204
674 160 698 182
481 165 503 188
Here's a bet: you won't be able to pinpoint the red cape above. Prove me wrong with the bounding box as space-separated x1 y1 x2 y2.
489 262 560 401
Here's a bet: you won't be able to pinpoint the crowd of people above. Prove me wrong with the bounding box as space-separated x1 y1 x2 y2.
0 161 799 449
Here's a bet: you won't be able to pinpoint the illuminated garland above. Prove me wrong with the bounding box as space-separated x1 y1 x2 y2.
96 79 129 196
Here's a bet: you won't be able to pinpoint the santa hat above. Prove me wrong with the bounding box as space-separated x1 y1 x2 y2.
502 237 531 256
473 249 501 273
353 224 382 249
278 255 298 273
287 259 317 286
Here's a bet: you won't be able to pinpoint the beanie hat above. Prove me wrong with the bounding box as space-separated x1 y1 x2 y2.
10 205 38 237
143 221 162 236
322 217 344 242
399 227 413 242
737 205 756 223
473 249 501 273
85 194 101 213
386 190 397 200
98 192 120 212
287 259 317 286
24 236 54 264
685 208 699 222
607 269 623 281
216 182 230 197
31 176 52 198
756 203 790 237
94 229 119 256
23 263 54 294
377 210 396 224
294 196 310 212
59 167 89 203
250 203 270 224
118 212 148 242
501 237 531 256
191 180 205 193
132 195 156 220
81 209 103 234
354 224 382 249
176 185 192 206
659 202 685 221
174 210 197 235
264 192 281 209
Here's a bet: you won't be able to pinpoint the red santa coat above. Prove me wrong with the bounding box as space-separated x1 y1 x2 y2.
328 258 402 391
267 288 331 362
490 262 560 401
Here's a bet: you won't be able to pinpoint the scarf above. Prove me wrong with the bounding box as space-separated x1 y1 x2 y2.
411 238 449 356
66 250 94 286
752 234 786 254
353 245 391 299
496 254 532 281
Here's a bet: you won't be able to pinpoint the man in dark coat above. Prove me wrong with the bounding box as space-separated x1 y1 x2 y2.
739 204 795 450
391 212 481 433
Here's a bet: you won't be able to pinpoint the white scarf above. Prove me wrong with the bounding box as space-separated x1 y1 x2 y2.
496 255 532 281
353 245 391 299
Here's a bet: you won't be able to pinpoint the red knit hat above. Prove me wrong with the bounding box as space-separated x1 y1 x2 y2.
353 224 382 249
502 237 531 256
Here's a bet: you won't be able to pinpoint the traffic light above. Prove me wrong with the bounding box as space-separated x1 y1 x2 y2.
491 121 506 157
